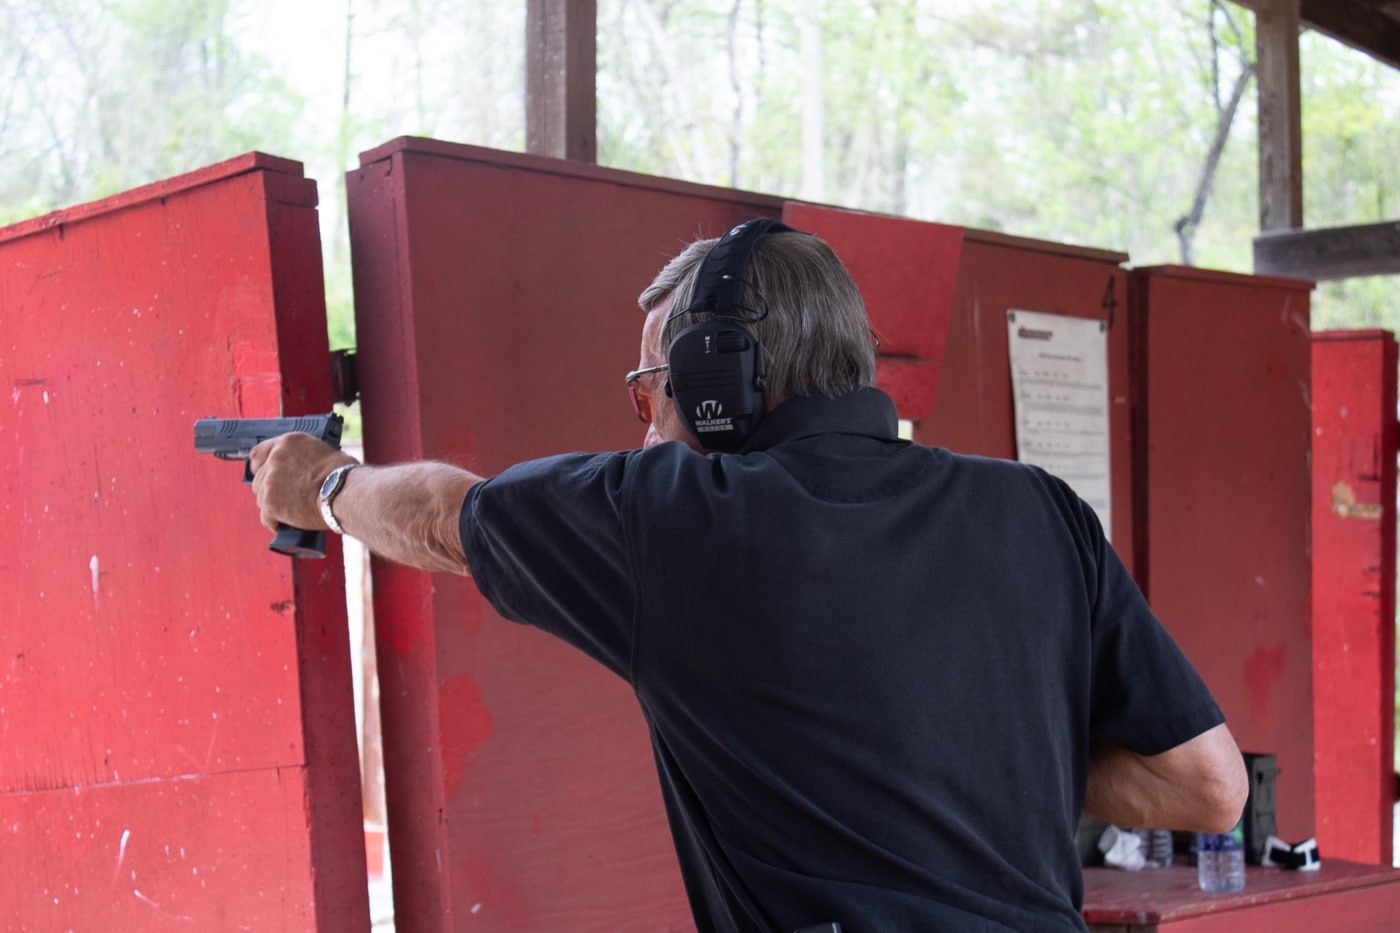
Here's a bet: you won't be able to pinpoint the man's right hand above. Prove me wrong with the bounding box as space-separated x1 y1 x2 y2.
250 432 359 533
252 441 485 576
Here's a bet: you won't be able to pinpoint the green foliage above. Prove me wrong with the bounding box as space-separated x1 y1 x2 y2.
597 0 1398 327
1298 31 1400 331
599 0 1267 265
0 0 528 360
1301 31 1400 226
4 0 1399 339
0 0 305 222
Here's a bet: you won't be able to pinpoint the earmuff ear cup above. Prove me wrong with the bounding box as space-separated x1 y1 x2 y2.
667 318 765 452
666 217 794 451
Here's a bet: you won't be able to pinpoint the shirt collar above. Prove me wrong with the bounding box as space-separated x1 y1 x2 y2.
737 387 900 452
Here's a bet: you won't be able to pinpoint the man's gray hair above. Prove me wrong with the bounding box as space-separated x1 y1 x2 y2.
637 229 877 406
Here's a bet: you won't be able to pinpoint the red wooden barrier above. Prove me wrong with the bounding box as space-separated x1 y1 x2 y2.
1127 265 1314 841
5 140 1387 929
914 230 1136 571
0 154 368 930
780 203 963 419
346 138 1379 925
346 138 971 929
348 138 767 930
1310 329 1397 865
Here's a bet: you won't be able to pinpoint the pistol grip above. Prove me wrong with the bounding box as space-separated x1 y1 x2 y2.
270 524 327 559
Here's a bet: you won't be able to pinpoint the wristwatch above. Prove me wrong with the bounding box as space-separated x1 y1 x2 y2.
318 464 356 534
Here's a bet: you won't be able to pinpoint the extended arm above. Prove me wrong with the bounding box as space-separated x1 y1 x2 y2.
1084 723 1248 833
250 432 481 575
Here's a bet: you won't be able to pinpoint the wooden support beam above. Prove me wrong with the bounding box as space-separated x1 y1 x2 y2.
525 0 597 163
1254 220 1400 280
1234 0 1400 71
1255 0 1303 231
1301 0 1400 71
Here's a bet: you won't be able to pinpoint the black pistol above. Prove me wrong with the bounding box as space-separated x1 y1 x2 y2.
193 413 344 558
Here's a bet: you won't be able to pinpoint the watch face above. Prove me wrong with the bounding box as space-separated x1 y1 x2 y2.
319 466 351 534
320 467 345 498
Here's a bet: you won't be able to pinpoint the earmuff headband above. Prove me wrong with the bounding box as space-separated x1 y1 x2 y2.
680 218 795 319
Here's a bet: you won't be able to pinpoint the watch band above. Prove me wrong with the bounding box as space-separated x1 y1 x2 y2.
318 464 356 535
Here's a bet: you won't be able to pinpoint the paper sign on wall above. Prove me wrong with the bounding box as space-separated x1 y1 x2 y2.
1006 310 1112 538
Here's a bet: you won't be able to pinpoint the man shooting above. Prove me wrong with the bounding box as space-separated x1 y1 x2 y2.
250 219 1247 932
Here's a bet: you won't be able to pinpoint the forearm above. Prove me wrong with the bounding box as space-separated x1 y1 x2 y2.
250 432 483 574
1084 724 1248 833
333 462 481 575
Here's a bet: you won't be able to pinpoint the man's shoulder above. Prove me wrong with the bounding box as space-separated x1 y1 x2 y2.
933 447 1056 486
929 449 1097 527
469 449 642 510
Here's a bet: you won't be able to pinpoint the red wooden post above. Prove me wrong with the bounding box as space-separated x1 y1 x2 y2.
1311 329 1397 864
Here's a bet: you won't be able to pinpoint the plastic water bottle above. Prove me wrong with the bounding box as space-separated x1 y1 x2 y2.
1134 828 1174 868
1196 825 1246 892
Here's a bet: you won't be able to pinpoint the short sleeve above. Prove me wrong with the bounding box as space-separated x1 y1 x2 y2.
460 451 637 679
1080 501 1225 756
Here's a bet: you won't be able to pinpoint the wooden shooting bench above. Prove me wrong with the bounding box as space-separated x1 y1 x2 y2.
1082 859 1400 931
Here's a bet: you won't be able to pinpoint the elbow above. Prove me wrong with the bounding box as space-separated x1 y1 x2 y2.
1198 753 1250 834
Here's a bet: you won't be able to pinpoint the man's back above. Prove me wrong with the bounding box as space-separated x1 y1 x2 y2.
634 390 1098 931
462 388 1222 932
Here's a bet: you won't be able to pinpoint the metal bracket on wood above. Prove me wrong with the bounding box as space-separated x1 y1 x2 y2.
330 349 359 405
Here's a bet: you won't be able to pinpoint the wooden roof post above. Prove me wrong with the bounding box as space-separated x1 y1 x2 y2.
1255 0 1303 231
526 0 598 163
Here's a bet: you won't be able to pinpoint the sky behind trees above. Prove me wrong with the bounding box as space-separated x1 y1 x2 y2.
2 0 1397 336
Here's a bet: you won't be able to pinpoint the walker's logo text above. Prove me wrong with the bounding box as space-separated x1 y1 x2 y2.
694 400 732 433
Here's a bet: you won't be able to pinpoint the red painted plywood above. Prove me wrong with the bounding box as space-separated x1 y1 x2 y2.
0 153 368 928
349 138 784 930
780 203 964 420
1128 266 1314 842
914 230 1136 570
1 769 319 931
1310 330 1396 865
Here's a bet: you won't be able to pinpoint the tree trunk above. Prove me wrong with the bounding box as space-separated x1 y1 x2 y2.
1174 62 1255 265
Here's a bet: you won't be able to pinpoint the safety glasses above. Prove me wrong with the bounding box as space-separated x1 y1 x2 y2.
625 363 670 424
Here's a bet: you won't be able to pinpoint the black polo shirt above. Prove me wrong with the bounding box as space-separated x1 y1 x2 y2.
461 388 1223 933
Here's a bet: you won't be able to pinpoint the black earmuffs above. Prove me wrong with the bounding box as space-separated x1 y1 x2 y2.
666 218 794 451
